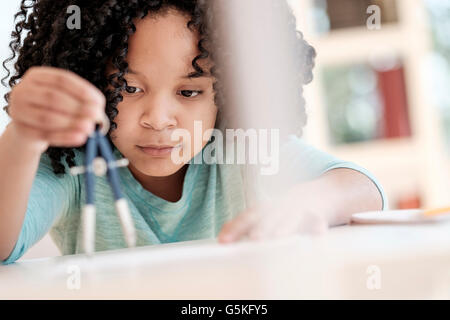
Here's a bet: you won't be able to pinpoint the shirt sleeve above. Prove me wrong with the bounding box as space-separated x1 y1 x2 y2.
279 135 389 210
1 152 76 265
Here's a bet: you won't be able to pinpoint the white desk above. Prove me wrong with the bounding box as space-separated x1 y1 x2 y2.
2 222 450 299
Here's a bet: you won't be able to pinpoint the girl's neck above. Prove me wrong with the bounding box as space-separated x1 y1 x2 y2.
128 164 189 202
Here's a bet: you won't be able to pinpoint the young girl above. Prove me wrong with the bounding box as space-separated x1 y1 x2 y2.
0 0 387 265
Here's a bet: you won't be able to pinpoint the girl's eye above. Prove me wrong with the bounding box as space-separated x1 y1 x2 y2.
125 86 143 94
178 90 203 98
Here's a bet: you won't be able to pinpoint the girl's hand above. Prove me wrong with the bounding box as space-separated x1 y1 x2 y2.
218 180 333 243
7 66 106 153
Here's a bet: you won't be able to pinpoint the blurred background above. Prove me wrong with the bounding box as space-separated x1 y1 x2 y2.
289 0 450 210
0 0 449 260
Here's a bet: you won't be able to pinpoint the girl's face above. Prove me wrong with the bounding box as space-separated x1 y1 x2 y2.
109 9 217 178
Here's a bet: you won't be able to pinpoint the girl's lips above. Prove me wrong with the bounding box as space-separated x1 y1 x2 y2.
137 145 181 157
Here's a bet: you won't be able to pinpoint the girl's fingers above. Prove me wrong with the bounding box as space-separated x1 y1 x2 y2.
21 85 99 120
47 130 90 147
10 121 88 148
271 217 302 238
269 209 327 238
27 66 105 105
218 208 260 243
248 204 285 240
219 208 329 244
13 103 94 133
297 213 328 235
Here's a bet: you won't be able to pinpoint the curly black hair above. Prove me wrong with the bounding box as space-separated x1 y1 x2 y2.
2 0 315 175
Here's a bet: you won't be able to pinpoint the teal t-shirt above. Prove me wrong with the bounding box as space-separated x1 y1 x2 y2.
1 136 388 265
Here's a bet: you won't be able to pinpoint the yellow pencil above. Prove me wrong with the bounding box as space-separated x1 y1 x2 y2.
423 207 450 217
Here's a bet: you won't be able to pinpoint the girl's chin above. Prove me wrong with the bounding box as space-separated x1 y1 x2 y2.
130 161 185 177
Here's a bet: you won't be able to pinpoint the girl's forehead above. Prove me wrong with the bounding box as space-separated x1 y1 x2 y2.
132 9 197 46
126 10 211 76
128 11 199 62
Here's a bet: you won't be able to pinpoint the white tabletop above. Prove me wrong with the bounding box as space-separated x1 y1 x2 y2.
2 221 450 299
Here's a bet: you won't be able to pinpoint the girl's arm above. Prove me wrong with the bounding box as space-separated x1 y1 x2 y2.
219 168 385 242
0 123 45 261
0 66 104 262
293 167 383 227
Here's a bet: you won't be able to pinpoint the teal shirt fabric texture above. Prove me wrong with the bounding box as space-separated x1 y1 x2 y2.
2 136 388 265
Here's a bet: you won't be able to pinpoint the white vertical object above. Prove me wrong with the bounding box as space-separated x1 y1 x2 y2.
207 0 309 206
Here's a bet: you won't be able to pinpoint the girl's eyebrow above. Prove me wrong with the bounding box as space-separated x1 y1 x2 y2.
127 68 141 75
182 71 211 79
127 67 210 79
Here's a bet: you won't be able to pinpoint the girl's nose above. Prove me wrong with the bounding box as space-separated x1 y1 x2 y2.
139 95 177 131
